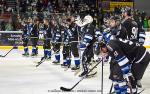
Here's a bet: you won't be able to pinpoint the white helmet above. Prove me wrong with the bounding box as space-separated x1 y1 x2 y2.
75 15 93 27
74 15 83 27
83 15 93 24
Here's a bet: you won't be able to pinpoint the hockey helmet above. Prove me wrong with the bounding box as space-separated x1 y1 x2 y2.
121 7 132 16
75 15 93 27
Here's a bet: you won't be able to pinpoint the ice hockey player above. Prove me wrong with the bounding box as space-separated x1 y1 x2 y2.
121 7 144 43
61 16 81 71
121 7 146 45
22 18 30 56
42 18 52 60
99 39 150 94
30 18 40 56
50 19 61 64
108 16 127 40
121 7 138 40
75 14 95 77
69 16 81 71
61 22 72 68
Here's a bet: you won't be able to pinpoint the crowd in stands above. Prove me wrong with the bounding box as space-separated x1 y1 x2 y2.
0 0 150 31
100 0 133 1
0 0 101 31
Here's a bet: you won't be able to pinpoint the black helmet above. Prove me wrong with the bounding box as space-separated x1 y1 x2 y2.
99 41 106 48
109 15 121 22
121 7 132 16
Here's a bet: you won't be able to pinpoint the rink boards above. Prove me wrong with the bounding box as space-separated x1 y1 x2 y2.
0 31 150 49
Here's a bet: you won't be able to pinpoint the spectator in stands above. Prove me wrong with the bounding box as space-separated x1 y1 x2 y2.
5 20 13 31
36 0 44 12
47 1 53 12
19 0 27 13
143 16 148 29
0 21 6 31
43 0 49 10
64 0 70 7
141 11 146 26
1 0 7 12
148 17 150 31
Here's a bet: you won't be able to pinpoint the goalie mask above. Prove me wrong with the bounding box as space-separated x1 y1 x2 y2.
75 15 93 27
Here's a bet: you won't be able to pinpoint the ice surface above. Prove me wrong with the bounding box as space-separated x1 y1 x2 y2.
0 49 150 94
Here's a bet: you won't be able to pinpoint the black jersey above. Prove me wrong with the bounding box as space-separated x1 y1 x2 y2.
82 24 95 46
43 24 52 39
62 27 71 43
30 24 39 37
69 24 79 41
108 39 146 64
110 25 127 40
51 25 61 42
107 39 146 74
121 18 138 40
79 23 96 49
137 28 146 45
22 24 29 36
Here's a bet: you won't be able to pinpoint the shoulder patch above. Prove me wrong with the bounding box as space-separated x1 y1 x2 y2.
106 44 113 52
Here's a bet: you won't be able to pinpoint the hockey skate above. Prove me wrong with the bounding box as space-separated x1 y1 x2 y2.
79 69 97 78
61 63 70 68
31 47 38 57
22 52 29 57
64 64 71 71
86 71 97 78
79 71 88 77
31 53 38 57
52 60 60 65
137 80 142 88
71 65 80 71
45 56 51 61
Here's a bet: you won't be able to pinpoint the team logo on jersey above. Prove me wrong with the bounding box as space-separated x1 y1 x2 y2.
72 28 75 31
114 51 118 57
86 29 89 32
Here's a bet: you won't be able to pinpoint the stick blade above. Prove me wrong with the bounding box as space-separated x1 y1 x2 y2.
41 57 45 61
60 87 72 91
36 62 40 67
0 55 4 57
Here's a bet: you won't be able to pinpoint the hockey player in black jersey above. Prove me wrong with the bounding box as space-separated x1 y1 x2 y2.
121 7 146 46
109 16 127 40
75 15 95 77
99 39 150 94
61 16 80 70
30 18 39 56
68 17 80 70
42 18 52 60
61 26 71 68
22 18 30 56
121 7 139 41
50 19 61 64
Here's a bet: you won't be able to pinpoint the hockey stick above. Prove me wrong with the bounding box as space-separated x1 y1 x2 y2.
101 58 104 94
60 58 102 91
36 56 46 67
126 77 133 94
137 88 145 94
108 83 113 94
74 60 97 76
36 48 60 67
0 46 16 57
